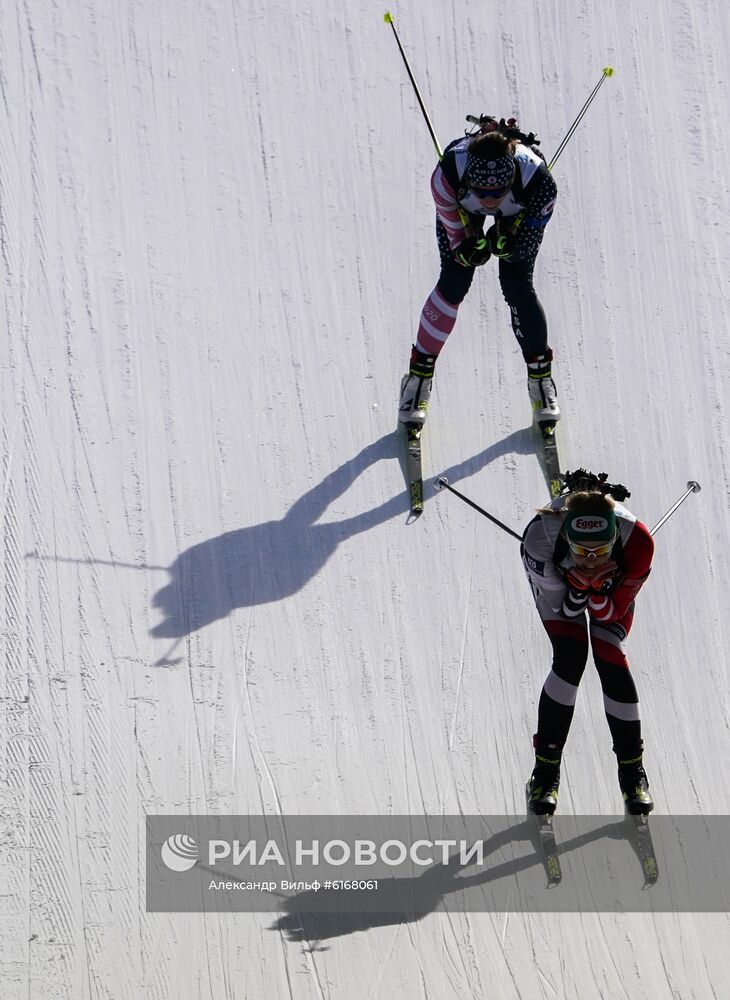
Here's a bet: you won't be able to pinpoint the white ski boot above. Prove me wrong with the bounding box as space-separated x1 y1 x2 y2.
527 350 561 424
398 348 437 427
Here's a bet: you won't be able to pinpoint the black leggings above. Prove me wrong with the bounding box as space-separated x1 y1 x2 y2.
435 218 548 360
533 595 642 754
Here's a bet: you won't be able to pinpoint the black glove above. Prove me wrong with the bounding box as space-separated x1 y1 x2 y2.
485 221 516 259
454 235 491 268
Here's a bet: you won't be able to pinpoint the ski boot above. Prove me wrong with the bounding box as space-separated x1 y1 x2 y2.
616 745 654 815
527 741 563 815
527 348 561 424
398 347 437 427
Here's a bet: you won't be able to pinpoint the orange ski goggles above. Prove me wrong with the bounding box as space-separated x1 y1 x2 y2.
567 537 616 559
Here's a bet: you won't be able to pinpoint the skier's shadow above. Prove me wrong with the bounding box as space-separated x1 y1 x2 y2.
150 427 533 641
270 816 637 948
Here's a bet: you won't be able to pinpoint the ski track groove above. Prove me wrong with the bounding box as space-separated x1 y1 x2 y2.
40 350 145 996
54 69 146 975
23 391 81 993
17 394 75 994
398 651 430 815
197 342 236 1000
2 464 34 1000
62 292 136 995
367 924 403 1000
239 634 285 818
148 271 227 999
438 911 479 998
448 538 473 752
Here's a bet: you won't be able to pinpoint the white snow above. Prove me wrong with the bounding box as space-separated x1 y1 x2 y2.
1 0 730 997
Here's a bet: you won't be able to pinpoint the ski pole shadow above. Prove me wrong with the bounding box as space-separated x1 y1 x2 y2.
433 424 535 494
149 427 531 640
270 816 633 948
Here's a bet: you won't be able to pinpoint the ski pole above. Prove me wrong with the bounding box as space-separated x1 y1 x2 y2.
384 12 443 160
437 476 701 542
384 13 475 232
435 477 523 541
548 67 614 171
649 481 701 536
508 66 614 240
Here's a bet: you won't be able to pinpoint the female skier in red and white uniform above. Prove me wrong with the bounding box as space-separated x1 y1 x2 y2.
521 485 655 815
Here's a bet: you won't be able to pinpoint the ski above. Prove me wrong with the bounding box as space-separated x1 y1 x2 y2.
403 423 424 521
526 784 562 885
536 420 563 498
628 813 659 886
398 373 425 521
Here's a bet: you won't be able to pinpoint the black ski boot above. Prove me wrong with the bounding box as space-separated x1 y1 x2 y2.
527 741 562 816
616 745 654 815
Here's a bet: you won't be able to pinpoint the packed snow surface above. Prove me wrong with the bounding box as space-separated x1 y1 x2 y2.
1 1 729 997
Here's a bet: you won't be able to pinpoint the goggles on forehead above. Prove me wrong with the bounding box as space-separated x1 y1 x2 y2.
567 535 617 560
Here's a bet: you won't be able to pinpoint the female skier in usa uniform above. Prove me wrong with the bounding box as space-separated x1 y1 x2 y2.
398 118 559 429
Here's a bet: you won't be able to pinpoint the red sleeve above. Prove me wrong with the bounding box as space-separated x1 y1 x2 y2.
588 521 654 623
